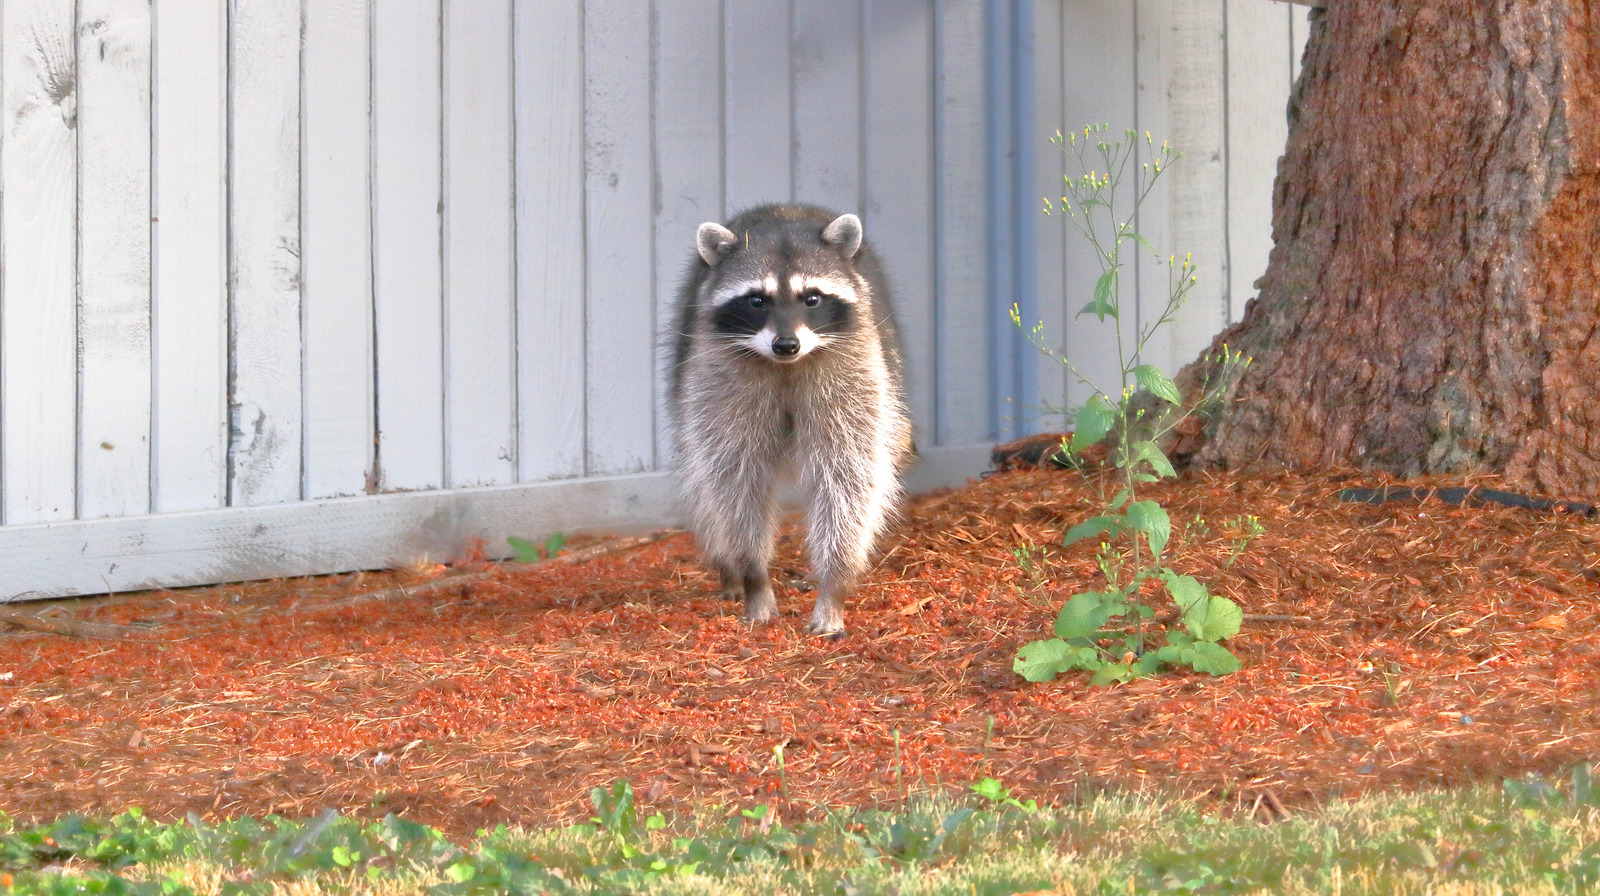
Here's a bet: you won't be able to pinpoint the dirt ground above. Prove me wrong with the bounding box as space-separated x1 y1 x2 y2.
2 464 1598 838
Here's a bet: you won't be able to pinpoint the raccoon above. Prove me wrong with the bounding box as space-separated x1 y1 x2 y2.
668 204 914 636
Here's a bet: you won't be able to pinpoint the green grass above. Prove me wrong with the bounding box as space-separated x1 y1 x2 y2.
5 773 1600 895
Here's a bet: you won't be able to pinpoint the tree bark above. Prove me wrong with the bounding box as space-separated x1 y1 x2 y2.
1181 1 1600 499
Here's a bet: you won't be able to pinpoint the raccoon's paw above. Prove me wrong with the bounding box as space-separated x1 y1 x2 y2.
802 603 847 639
801 620 847 639
742 591 778 626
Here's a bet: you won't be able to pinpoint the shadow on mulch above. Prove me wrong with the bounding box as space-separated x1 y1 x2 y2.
1 467 1598 838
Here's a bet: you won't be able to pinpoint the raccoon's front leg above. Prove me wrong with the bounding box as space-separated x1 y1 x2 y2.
679 418 784 625
799 455 900 637
720 561 778 625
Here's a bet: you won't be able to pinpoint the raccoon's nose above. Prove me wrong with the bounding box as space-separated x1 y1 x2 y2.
772 335 801 357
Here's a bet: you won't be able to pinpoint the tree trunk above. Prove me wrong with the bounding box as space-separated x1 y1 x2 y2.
1181 1 1600 499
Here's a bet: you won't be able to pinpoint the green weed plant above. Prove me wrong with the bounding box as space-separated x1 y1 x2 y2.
9 769 1600 894
1012 125 1250 685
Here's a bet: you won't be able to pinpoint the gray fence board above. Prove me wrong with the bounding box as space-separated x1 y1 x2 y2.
152 0 229 514
372 0 445 492
2 0 80 525
444 0 518 489
513 0 587 483
302 0 376 500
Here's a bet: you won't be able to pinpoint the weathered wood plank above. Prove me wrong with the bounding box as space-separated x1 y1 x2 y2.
1 0 79 523
1162 0 1228 368
793 0 861 213
0 472 679 601
77 0 153 519
0 442 991 602
513 0 586 482
653 0 724 465
152 0 228 513
723 2 792 209
444 0 517 487
228 0 304 505
302 0 375 499
372 0 445 491
1225 0 1293 323
934 0 992 445
583 2 655 474
1058 0 1137 409
864 0 936 445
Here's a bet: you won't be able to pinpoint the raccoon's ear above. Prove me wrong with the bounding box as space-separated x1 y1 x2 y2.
697 222 739 266
821 213 863 258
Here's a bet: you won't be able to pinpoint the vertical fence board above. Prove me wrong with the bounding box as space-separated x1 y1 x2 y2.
302 0 375 499
1 0 78 523
1030 0 1066 426
653 0 723 466
77 0 153 520
443 0 516 488
153 0 227 513
1162 0 1226 369
1225 0 1292 323
723 2 792 210
1057 1 1136 410
513 0 585 482
1132 0 1176 375
864 0 935 443
372 0 444 491
934 0 989 445
583 3 654 475
793 0 861 213
228 0 303 505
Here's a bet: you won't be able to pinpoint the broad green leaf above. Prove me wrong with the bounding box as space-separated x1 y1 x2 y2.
1130 440 1177 479
1093 268 1116 308
1076 270 1120 321
506 536 541 564
1186 641 1242 675
1014 639 1094 682
1132 651 1165 677
1054 592 1118 640
1160 571 1207 612
1195 596 1244 641
1132 364 1182 405
1089 662 1136 686
1078 298 1117 320
1070 398 1116 451
544 531 566 558
1126 500 1170 558
1063 514 1121 547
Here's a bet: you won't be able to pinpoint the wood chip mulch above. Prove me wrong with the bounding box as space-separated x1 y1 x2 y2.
2 466 1598 838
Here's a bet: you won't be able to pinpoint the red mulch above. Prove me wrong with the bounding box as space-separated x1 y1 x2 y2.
1 467 1598 838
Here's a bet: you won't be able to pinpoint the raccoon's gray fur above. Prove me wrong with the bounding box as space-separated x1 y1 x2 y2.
668 204 914 636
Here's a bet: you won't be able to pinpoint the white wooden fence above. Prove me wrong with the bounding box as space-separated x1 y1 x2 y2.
0 0 1308 601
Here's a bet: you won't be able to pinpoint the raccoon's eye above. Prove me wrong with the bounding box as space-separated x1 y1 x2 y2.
744 293 766 309
801 288 825 308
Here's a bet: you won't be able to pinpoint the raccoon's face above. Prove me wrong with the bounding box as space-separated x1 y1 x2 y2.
695 213 866 365
709 273 857 363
